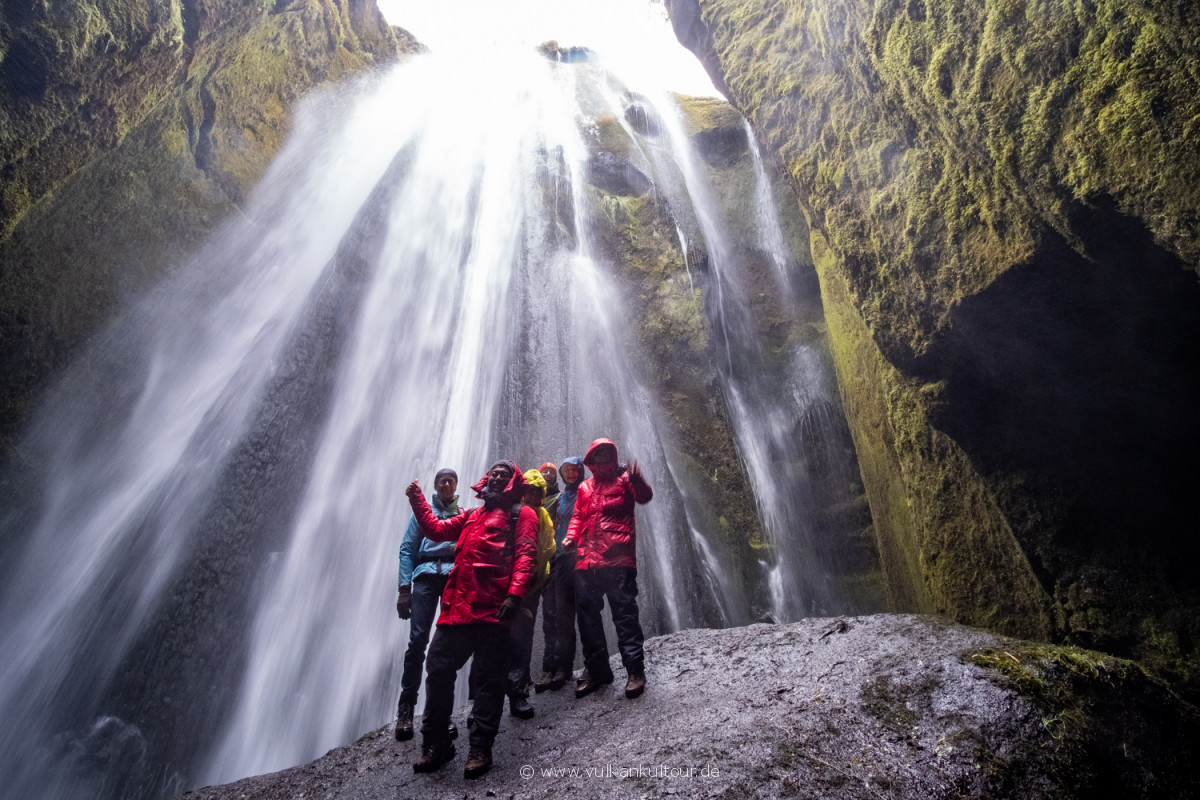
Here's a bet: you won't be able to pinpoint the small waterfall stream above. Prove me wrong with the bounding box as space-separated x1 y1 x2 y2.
0 26 875 800
620 83 872 622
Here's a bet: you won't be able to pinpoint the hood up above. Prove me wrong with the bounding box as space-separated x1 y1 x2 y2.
470 460 526 505
583 438 618 466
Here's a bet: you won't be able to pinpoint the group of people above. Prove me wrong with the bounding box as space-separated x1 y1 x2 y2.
393 438 654 779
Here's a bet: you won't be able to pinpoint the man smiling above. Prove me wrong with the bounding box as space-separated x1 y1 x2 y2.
395 467 462 742
405 460 537 779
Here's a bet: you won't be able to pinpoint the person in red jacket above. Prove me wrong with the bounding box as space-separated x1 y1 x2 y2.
562 438 653 700
404 460 538 779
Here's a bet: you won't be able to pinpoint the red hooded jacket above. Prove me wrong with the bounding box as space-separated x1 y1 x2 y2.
564 439 653 570
409 466 538 626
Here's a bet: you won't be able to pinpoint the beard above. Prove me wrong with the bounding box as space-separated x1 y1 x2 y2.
475 460 518 509
480 486 508 510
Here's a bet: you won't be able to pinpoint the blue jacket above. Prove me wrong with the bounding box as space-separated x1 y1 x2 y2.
554 457 584 549
398 493 460 585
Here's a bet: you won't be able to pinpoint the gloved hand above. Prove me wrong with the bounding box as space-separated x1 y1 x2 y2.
396 585 412 619
496 594 521 622
628 459 643 482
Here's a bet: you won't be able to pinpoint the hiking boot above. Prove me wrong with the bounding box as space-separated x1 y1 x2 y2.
412 739 454 773
509 694 535 719
625 670 646 699
574 669 613 698
394 700 414 741
448 720 458 740
463 746 493 779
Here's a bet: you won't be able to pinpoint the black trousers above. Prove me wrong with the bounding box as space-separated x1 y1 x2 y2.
575 566 644 680
398 573 448 706
540 551 577 675
421 622 509 749
506 587 542 698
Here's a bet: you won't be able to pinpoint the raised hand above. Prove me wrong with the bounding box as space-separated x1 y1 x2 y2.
628 459 643 481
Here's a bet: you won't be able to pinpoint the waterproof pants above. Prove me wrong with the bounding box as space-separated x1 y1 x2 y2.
575 566 644 680
421 622 509 750
540 551 577 675
506 587 543 698
398 573 448 706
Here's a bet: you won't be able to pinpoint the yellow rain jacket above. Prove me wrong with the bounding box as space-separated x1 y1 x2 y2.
523 468 557 592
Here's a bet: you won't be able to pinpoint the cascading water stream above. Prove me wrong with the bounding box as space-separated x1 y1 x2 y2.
202 45 744 782
627 86 869 622
744 119 793 278
0 73 426 800
0 16 870 800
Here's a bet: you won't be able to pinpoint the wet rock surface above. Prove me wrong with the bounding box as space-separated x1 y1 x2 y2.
666 0 1200 697
0 0 416 455
178 615 1200 799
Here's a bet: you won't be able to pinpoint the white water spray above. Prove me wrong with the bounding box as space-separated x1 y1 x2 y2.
0 24 867 800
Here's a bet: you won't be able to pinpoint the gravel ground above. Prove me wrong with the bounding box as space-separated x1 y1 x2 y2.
179 614 1199 800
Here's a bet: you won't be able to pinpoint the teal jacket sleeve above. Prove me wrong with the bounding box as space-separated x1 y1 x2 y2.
398 514 420 587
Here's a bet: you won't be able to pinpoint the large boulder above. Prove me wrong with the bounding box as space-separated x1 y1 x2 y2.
667 0 1200 696
177 615 1200 799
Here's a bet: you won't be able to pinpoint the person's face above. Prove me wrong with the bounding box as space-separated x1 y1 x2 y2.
486 465 514 494
590 448 617 478
560 463 580 485
434 475 457 503
540 466 558 486
523 485 544 508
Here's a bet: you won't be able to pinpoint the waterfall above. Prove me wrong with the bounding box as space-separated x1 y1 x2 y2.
0 31 872 800
623 85 872 623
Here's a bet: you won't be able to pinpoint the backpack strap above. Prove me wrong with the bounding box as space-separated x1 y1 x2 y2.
509 503 524 555
503 504 523 579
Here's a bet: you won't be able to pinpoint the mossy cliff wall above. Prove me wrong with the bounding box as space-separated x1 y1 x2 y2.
668 0 1200 692
0 0 417 454
575 93 884 623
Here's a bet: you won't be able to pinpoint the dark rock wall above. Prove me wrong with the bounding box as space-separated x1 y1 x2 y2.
669 0 1200 694
1 0 184 241
0 0 417 455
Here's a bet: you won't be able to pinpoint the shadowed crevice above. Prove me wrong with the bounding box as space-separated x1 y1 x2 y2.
927 197 1200 619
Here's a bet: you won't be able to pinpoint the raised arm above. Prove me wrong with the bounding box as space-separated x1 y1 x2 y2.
407 481 468 543
628 459 653 504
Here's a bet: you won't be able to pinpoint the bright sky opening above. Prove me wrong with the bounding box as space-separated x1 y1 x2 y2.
375 0 722 97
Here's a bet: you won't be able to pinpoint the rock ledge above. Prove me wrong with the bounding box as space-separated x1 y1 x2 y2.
181 614 1199 800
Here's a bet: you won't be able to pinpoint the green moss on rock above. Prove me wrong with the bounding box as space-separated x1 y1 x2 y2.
583 91 887 619
586 181 763 622
0 0 415 453
966 639 1200 794
672 0 1200 694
